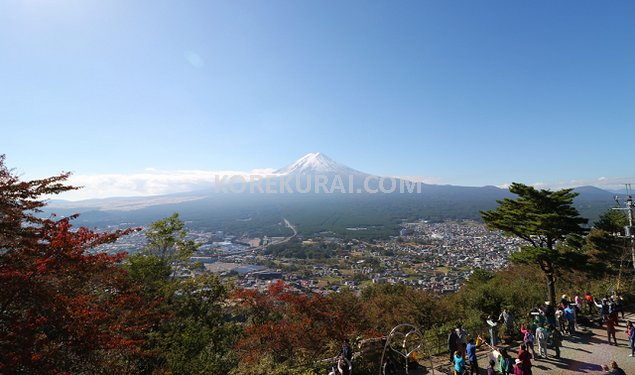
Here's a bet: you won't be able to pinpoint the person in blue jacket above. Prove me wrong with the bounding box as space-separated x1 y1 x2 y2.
454 350 466 375
466 338 478 375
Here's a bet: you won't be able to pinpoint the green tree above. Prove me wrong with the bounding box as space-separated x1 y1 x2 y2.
153 274 239 374
145 212 197 262
481 183 587 304
594 209 628 235
125 214 238 374
583 209 631 277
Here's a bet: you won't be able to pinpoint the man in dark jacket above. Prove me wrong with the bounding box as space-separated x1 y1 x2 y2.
448 328 459 363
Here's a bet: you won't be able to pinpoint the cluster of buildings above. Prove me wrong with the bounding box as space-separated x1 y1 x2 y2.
94 220 525 296
197 220 525 295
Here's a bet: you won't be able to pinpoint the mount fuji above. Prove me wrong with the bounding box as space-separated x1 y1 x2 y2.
46 153 617 238
275 152 369 177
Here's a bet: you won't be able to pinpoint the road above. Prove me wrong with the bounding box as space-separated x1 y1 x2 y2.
283 217 298 237
216 218 297 258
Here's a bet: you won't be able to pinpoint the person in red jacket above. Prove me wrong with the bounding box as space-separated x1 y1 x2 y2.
517 344 532 375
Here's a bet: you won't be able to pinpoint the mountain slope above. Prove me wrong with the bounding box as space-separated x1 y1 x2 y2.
275 152 369 176
44 154 618 237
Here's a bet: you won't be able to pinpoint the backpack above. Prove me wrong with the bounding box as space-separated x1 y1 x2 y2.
524 331 534 343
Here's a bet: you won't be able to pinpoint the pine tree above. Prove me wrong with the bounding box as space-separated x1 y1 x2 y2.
481 183 587 304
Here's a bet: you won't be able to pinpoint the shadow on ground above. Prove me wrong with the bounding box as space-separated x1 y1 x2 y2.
531 356 604 373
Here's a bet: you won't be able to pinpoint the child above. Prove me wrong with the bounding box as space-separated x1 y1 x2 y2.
454 350 466 375
520 323 536 358
498 349 514 375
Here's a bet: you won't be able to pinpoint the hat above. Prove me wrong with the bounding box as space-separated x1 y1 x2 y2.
545 301 551 305
515 359 522 365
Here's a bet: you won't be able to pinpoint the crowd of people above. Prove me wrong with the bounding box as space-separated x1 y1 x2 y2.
329 291 632 374
447 292 631 375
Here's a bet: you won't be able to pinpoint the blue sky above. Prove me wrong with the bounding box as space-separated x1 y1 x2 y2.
1 0 634 199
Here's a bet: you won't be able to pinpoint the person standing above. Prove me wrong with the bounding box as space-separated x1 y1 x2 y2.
544 301 556 327
520 323 536 358
467 338 478 375
627 321 635 357
498 309 515 334
454 351 466 375
575 294 583 313
615 293 625 319
498 349 514 375
517 344 532 375
549 324 562 359
564 304 576 334
487 315 499 347
456 323 468 357
600 296 611 324
499 309 515 340
555 306 566 333
535 324 548 359
608 298 619 326
606 314 617 345
448 328 460 363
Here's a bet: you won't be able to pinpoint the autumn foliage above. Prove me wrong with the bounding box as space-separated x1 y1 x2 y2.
0 156 159 374
232 280 367 370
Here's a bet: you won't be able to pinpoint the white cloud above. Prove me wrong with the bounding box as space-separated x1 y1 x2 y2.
59 168 277 201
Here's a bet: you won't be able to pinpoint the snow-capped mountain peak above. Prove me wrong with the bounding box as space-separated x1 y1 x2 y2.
275 152 368 176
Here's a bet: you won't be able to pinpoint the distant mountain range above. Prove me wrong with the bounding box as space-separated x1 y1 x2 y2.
46 153 618 239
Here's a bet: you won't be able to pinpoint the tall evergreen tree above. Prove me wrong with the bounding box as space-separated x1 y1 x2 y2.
481 183 587 304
